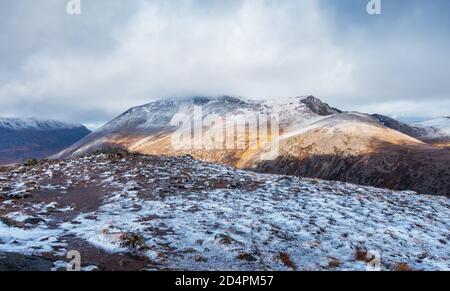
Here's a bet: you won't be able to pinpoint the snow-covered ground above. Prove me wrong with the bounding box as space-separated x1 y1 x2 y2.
0 153 449 271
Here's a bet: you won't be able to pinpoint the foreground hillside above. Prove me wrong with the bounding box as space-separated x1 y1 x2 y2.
0 153 448 271
53 96 450 196
0 118 90 165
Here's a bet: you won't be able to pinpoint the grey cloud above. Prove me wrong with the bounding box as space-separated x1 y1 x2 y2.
0 0 449 127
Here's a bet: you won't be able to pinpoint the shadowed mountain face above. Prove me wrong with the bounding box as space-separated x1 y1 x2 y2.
255 143 450 198
54 96 450 196
0 118 91 165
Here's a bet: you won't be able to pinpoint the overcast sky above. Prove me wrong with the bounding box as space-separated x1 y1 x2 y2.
1 0 449 129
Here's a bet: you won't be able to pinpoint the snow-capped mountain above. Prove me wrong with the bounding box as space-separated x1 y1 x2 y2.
53 95 347 159
54 96 450 196
415 117 450 134
412 117 450 145
0 118 90 165
0 118 83 131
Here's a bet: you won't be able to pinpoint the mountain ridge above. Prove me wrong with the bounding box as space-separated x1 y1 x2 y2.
0 118 83 131
53 95 450 196
0 117 91 165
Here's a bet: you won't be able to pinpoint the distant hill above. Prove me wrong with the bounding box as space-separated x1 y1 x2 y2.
0 118 90 165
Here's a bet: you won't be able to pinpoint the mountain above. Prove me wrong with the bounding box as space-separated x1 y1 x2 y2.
1 152 448 270
0 118 91 165
371 114 428 139
371 114 450 149
53 96 450 196
411 117 450 148
255 114 450 197
414 117 450 135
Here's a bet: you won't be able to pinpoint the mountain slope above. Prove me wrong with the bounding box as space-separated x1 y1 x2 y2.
1 153 448 270
0 118 91 165
254 114 450 197
371 114 428 140
411 117 450 148
415 117 450 136
54 96 450 196
371 115 450 149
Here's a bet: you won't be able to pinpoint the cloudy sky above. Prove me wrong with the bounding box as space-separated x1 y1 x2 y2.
1 0 449 129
